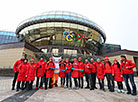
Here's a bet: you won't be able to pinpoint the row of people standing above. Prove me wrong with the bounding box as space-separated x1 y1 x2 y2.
11 55 137 95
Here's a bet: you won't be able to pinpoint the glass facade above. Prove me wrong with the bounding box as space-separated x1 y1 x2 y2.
16 11 106 55
0 31 19 44
101 44 121 54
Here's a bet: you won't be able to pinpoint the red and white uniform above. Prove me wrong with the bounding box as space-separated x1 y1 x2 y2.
95 62 105 79
26 63 37 81
45 61 55 78
78 61 85 77
104 62 114 74
112 64 123 82
13 59 23 72
84 62 91 74
59 63 66 77
90 61 97 73
121 59 136 74
65 62 72 73
17 63 29 81
72 62 79 78
36 60 46 77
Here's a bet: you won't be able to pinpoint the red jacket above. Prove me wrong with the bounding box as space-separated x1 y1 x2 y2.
17 63 29 81
121 59 136 74
13 59 23 72
104 62 113 74
90 61 97 73
36 60 46 77
112 64 123 82
45 61 55 78
96 62 105 79
84 62 91 73
72 62 79 78
59 63 66 77
65 62 72 73
78 61 85 77
26 63 37 81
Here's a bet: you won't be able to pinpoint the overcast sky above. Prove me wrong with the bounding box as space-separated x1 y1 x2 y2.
0 0 137 51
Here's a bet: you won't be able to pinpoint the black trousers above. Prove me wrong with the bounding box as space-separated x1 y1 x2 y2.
65 73 72 88
36 77 43 88
16 81 25 90
85 73 90 87
73 78 79 87
98 79 104 89
12 72 19 89
61 77 65 85
45 78 52 89
106 73 114 92
26 81 33 90
117 81 123 90
90 73 96 89
78 77 83 88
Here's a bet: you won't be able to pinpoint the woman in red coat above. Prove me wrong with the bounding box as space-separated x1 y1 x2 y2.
78 57 84 88
16 59 29 91
113 58 124 93
59 60 66 87
95 58 105 91
35 56 46 90
26 58 37 90
72 58 79 90
45 57 55 90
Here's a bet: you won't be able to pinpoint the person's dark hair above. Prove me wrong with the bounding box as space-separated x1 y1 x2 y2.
104 61 111 66
113 62 120 68
121 55 126 59
40 56 44 59
24 54 27 58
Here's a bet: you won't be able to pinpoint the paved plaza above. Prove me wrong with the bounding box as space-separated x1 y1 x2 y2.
0 77 138 102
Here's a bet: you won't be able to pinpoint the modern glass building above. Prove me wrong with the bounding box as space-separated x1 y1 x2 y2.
0 31 19 44
16 11 106 57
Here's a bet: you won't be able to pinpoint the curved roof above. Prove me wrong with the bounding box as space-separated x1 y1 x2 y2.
16 11 106 42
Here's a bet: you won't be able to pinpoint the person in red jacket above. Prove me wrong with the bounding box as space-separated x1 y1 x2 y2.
121 55 137 95
95 58 105 91
78 57 84 88
112 58 124 93
16 59 29 91
35 56 46 90
65 58 72 89
59 59 66 87
84 59 91 89
26 58 37 90
12 54 27 90
45 57 55 90
90 58 97 90
104 56 115 92
72 58 79 90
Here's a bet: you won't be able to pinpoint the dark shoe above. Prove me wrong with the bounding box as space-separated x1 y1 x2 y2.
94 87 97 89
49 87 52 89
103 88 106 92
131 93 137 96
45 87 47 90
90 88 94 90
16 89 19 92
85 87 89 89
12 87 14 90
127 92 131 94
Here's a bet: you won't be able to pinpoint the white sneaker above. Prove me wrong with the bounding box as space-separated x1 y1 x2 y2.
117 89 121 93
120 89 125 93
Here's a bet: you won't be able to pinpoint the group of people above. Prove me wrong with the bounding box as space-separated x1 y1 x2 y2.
11 54 137 96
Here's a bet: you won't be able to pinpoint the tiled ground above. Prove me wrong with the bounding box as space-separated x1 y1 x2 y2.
0 77 138 102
